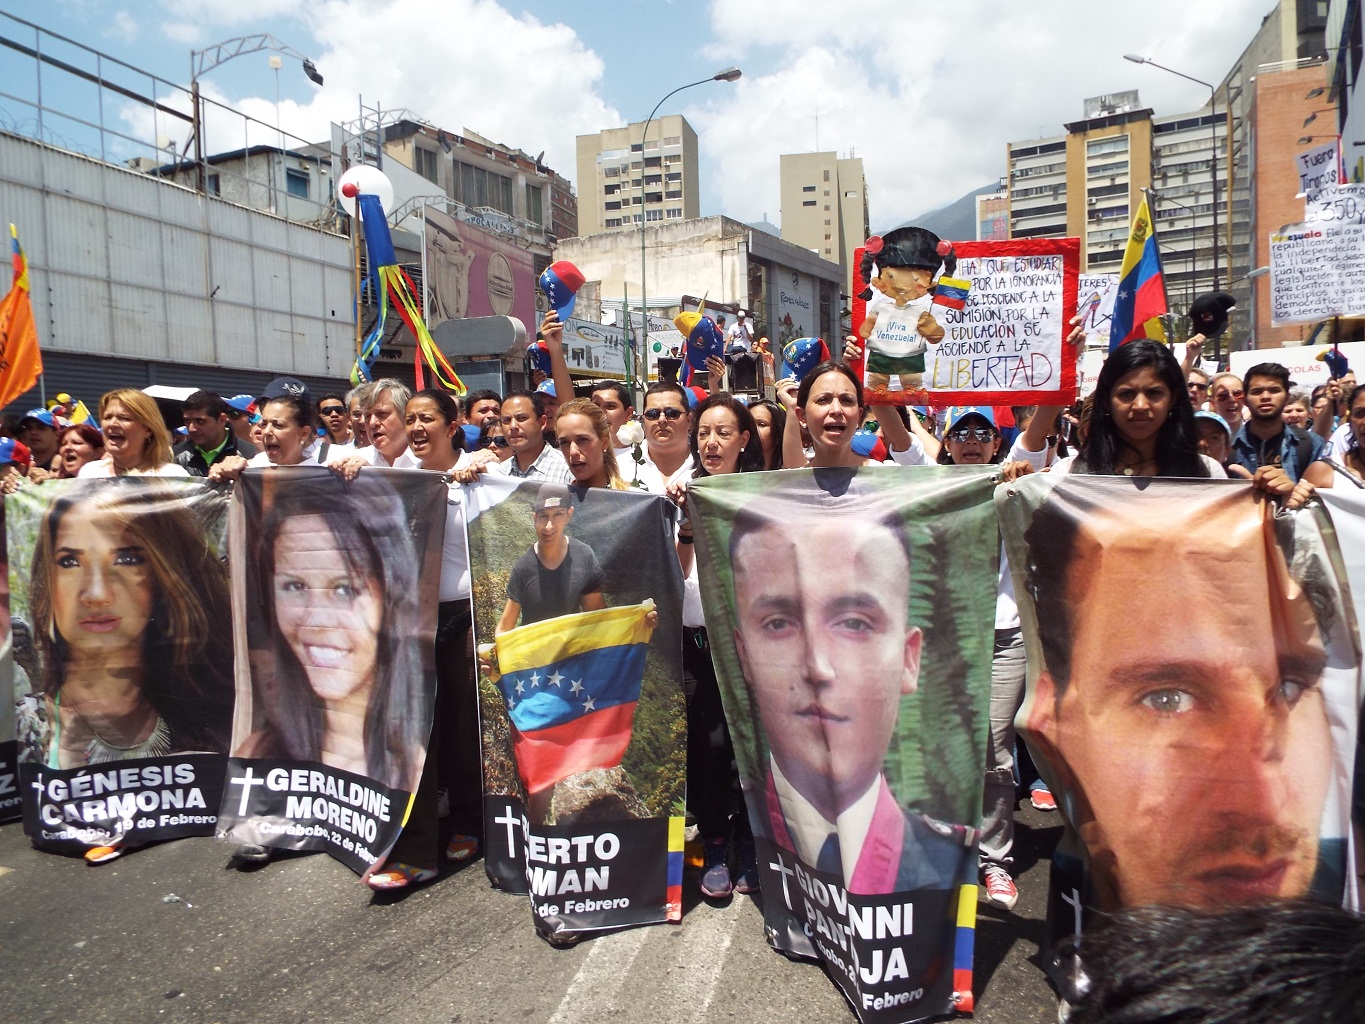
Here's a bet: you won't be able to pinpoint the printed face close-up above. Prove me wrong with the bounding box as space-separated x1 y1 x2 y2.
1038 510 1332 910
876 265 933 305
733 515 919 819
51 506 155 655
273 515 382 706
534 507 573 546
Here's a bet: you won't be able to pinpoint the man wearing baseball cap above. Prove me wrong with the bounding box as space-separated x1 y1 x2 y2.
726 309 754 354
19 408 61 473
223 395 260 457
0 437 33 493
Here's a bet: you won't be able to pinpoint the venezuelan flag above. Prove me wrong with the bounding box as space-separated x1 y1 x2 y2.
493 601 655 795
932 276 972 311
1108 197 1168 351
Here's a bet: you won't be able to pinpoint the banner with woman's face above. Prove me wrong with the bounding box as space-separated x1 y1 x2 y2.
9 478 232 853
689 466 998 1024
464 475 686 941
998 476 1362 952
216 467 446 878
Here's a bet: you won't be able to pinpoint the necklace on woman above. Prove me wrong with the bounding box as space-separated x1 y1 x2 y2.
1119 457 1157 477
85 716 171 762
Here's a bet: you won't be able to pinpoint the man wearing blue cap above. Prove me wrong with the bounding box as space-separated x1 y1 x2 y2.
223 395 260 457
19 408 61 473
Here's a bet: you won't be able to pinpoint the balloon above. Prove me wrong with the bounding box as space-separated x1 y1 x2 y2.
336 165 394 218
539 260 586 321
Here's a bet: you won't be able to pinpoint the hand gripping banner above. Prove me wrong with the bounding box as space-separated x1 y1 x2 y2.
216 467 446 879
11 479 232 854
689 466 998 1023
997 475 1362 987
465 475 686 941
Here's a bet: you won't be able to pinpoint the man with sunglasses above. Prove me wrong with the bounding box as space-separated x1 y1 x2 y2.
1186 368 1211 411
316 393 356 451
631 382 693 493
1211 373 1247 434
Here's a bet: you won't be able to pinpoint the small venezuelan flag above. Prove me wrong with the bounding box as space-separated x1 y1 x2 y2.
1107 197 1168 351
932 276 972 311
494 601 655 795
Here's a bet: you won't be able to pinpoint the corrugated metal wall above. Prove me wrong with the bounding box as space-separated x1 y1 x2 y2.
2 134 356 380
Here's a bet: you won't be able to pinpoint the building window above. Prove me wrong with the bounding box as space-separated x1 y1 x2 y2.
285 168 310 198
604 183 620 195
664 189 682 199
665 207 683 219
415 148 439 183
662 135 681 147
802 200 817 207
605 166 620 178
665 172 682 182
643 139 658 150
644 174 662 185
605 200 621 211
207 173 221 195
823 169 830 181
646 209 663 221
844 190 857 198
526 184 544 225
824 189 830 196
630 143 642 153
605 217 623 228
468 163 514 214
632 213 642 223
802 185 816 192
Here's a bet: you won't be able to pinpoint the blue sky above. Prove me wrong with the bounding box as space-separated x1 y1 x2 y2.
26 0 1275 227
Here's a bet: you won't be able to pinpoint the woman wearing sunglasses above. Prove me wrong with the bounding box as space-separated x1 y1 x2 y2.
479 420 513 463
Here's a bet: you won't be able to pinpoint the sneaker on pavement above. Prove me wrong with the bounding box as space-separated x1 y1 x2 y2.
232 843 272 863
1030 787 1058 812
733 838 760 895
981 864 1019 911
699 837 733 899
84 845 123 865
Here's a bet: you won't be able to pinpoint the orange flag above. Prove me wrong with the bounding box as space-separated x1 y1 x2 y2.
0 224 42 409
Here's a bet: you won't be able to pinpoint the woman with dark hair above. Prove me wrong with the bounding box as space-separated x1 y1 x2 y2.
17 480 233 863
1321 383 1365 484
236 474 430 801
208 396 323 482
55 423 105 479
1057 339 1219 477
362 389 480 890
747 399 786 470
669 392 765 898
777 359 930 468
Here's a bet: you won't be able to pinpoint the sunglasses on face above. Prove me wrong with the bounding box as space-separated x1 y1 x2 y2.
1218 389 1244 399
947 426 996 443
643 407 685 421
485 435 511 449
318 405 346 415
1187 382 1208 392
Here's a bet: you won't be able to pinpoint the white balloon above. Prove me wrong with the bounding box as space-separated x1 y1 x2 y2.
336 165 394 217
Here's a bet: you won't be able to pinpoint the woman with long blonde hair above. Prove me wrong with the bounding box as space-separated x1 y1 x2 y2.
554 398 629 490
78 389 187 477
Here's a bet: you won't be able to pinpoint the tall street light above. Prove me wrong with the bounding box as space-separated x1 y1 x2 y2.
190 35 324 194
1124 54 1219 291
635 66 741 395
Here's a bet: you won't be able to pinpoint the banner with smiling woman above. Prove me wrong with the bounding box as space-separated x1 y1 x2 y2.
9 478 232 855
689 466 998 1024
216 467 446 878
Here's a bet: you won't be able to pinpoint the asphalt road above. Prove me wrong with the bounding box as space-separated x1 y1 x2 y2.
0 802 1063 1024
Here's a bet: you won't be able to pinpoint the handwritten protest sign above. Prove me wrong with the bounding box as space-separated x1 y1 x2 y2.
1076 273 1119 335
1269 220 1365 325
1296 140 1341 196
851 238 1079 407
1303 184 1365 226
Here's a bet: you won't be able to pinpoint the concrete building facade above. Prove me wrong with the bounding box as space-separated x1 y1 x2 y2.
575 115 701 236
778 151 870 297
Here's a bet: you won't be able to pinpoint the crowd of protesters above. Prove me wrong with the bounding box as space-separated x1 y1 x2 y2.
5 316 1363 960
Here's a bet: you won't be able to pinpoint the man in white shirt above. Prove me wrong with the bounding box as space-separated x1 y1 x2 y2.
355 378 419 468
726 309 754 354
491 390 573 483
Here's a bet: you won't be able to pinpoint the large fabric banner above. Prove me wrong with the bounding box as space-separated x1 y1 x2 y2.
216 468 446 878
10 479 232 853
466 475 686 940
998 476 1362 970
689 467 997 1023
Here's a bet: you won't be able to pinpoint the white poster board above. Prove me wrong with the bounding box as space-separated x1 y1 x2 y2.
1296 140 1342 196
1268 221 1365 325
1229 341 1365 390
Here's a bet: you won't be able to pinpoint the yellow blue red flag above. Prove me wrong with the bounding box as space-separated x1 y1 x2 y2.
1107 197 1168 351
0 225 42 409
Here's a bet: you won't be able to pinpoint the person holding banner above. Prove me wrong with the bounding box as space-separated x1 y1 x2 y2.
1320 383 1365 484
18 480 234 862
368 390 481 890
670 394 764 898
554 399 628 489
79 390 189 478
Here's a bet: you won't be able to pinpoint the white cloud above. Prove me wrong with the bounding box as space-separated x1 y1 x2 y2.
702 0 1275 228
161 22 204 46
107 11 139 43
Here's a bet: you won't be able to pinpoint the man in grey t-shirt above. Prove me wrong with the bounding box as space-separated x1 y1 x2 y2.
498 483 606 631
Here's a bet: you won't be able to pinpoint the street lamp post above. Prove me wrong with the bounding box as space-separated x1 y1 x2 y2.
190 35 323 194
635 66 741 397
1124 54 1219 290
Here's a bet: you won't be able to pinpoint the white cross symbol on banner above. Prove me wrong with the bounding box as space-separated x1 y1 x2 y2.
229 767 266 817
